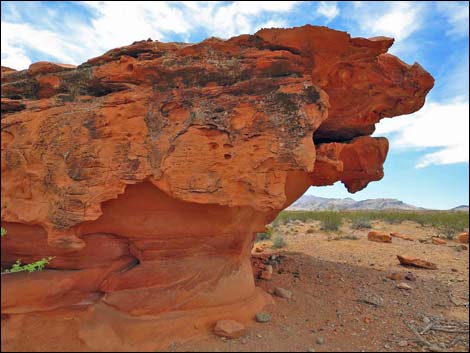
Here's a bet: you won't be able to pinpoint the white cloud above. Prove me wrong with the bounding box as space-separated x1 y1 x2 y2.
436 1 469 38
348 1 428 58
1 21 86 67
352 1 425 40
317 1 339 22
1 1 300 70
258 18 289 30
374 99 469 168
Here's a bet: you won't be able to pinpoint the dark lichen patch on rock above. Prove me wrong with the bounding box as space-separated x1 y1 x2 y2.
303 86 321 104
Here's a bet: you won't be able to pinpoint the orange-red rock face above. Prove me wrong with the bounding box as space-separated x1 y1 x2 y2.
1 25 433 351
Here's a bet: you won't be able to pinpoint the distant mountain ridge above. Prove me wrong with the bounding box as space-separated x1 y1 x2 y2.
288 195 426 211
451 205 470 212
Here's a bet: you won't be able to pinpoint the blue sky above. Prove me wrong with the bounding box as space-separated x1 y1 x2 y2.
1 1 469 209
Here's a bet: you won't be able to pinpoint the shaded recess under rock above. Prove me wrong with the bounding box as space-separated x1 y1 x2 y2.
1 25 433 351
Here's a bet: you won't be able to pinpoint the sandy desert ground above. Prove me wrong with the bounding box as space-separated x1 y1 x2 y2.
170 218 469 352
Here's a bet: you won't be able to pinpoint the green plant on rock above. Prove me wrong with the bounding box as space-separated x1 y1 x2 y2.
1 226 54 274
3 257 55 274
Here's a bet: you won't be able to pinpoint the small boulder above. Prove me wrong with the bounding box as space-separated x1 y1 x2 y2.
316 336 325 345
214 320 245 338
390 232 415 241
397 255 437 270
458 232 469 244
387 272 402 281
368 231 392 243
274 287 292 299
255 312 272 323
432 237 447 245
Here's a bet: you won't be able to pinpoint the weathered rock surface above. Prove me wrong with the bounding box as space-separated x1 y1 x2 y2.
1 25 433 351
432 237 447 245
390 232 415 241
397 255 438 270
458 232 469 244
214 320 246 338
368 231 392 243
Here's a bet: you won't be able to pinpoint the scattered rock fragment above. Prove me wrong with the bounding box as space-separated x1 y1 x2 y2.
259 271 272 280
397 255 437 270
316 336 325 345
431 237 447 245
357 294 384 307
458 232 469 244
265 265 273 274
390 232 415 241
455 245 468 252
398 340 408 347
214 320 246 339
404 272 417 281
387 272 402 281
368 231 392 243
397 282 412 290
274 287 292 299
255 312 272 323
255 247 264 253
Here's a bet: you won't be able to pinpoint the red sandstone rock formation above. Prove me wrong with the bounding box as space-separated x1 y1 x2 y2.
1 25 433 351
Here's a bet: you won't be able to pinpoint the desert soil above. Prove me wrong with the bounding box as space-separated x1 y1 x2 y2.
169 220 469 352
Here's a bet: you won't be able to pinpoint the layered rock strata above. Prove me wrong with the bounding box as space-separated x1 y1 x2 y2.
1 25 433 351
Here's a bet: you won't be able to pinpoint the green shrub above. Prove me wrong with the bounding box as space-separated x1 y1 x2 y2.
256 232 271 241
320 212 342 232
1 227 54 274
3 257 55 274
271 234 286 249
329 234 360 241
256 225 274 242
351 218 372 229
273 210 469 233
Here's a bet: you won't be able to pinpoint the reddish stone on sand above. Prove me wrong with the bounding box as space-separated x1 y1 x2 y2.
214 320 246 338
458 232 469 244
368 231 392 243
432 237 447 245
397 255 437 270
390 232 415 241
387 272 402 281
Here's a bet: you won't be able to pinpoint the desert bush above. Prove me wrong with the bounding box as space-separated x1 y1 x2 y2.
256 225 274 242
274 210 469 232
1 227 6 237
329 234 360 241
256 232 271 241
438 224 464 240
271 234 287 249
306 228 315 234
351 218 372 229
319 212 342 232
